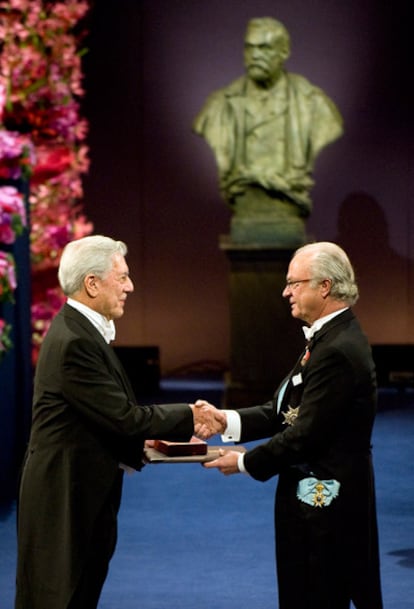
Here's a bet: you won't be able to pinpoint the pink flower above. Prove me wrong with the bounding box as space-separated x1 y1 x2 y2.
0 0 93 361
31 287 65 363
0 252 17 302
0 131 36 179
0 186 26 244
31 145 74 184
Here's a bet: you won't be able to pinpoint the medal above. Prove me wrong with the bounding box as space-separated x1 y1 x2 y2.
312 482 326 507
301 346 310 366
282 405 300 426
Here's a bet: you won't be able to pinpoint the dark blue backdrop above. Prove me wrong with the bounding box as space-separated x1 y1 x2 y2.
0 180 33 503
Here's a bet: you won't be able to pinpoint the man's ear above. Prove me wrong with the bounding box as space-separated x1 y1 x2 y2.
84 274 99 298
320 278 332 299
278 40 290 62
279 46 290 62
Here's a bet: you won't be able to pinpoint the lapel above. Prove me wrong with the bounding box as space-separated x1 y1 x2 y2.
94 337 137 402
278 309 355 417
63 304 137 401
308 308 355 349
274 344 308 419
105 345 137 401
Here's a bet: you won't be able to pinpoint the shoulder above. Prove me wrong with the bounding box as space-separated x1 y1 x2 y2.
313 314 371 367
193 75 246 134
286 72 340 108
286 71 314 90
42 305 103 351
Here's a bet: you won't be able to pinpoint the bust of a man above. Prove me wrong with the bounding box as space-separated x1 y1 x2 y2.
193 17 343 246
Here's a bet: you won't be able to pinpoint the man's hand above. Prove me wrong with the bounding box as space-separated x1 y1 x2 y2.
190 401 227 439
203 449 242 475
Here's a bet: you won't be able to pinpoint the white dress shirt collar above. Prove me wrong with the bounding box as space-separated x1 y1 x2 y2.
67 298 116 344
302 307 348 341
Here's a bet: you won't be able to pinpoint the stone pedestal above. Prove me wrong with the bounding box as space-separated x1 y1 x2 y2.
230 185 308 247
220 236 304 408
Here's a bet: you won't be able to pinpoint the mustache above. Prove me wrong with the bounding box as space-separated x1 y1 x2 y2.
246 62 270 70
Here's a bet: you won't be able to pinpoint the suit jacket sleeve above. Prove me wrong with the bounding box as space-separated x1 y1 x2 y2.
241 324 375 482
33 307 194 470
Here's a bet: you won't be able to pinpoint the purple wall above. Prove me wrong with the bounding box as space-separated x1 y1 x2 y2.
82 0 412 373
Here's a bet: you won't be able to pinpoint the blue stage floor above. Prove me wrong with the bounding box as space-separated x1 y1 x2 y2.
1 383 413 608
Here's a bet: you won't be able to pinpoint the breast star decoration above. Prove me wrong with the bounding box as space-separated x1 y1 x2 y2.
282 405 300 426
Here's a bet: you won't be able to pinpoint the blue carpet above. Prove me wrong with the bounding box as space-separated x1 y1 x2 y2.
1 383 414 609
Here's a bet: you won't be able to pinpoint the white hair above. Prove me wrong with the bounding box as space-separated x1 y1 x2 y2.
294 241 359 305
58 235 127 296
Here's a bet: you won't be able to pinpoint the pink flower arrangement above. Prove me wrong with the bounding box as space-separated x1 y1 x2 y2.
29 168 93 270
0 185 27 244
0 251 17 302
31 286 66 364
0 0 93 362
0 130 36 180
0 1 90 144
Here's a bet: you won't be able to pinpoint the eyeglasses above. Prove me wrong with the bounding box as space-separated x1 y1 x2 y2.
284 279 312 291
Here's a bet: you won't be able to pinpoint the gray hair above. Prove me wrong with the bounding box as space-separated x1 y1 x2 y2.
294 241 359 305
58 235 128 296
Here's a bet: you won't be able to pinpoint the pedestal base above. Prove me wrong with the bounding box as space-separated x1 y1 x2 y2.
231 214 306 247
230 185 308 247
220 236 304 408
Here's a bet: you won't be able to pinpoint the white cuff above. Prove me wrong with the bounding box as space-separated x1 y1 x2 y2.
238 452 249 474
220 410 241 442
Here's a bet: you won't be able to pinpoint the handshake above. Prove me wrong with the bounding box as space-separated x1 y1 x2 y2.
190 400 227 440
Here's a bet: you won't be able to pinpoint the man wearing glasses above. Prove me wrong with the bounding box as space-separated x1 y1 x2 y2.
203 241 383 609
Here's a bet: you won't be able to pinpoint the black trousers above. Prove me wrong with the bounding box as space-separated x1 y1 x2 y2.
68 471 123 609
275 470 383 609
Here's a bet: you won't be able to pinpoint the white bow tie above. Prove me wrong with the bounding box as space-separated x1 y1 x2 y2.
302 326 314 341
102 319 116 343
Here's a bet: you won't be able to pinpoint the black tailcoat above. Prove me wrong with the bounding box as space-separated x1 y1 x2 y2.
239 309 383 609
15 304 193 609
